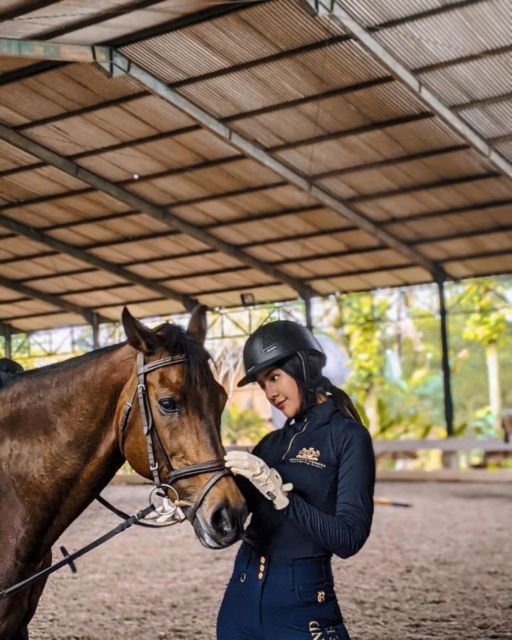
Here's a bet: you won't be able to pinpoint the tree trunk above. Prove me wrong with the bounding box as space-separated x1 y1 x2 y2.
486 341 501 429
365 383 379 433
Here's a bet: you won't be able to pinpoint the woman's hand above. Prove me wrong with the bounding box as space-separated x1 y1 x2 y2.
224 451 293 510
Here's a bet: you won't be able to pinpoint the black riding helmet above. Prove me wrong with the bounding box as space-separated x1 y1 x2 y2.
237 320 326 387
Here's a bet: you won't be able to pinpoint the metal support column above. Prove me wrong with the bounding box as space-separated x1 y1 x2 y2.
91 313 100 350
437 276 454 437
304 295 313 331
2 325 12 358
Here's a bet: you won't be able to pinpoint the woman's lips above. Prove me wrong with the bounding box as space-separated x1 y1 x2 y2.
275 400 286 411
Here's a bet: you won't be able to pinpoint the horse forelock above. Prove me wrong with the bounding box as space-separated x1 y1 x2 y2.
155 322 215 394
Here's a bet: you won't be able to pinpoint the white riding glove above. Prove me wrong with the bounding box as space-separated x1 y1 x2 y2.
224 450 293 510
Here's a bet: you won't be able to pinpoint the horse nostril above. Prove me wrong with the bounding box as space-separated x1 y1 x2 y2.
211 503 237 535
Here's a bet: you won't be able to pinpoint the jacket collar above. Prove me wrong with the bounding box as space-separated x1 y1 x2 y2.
287 398 337 430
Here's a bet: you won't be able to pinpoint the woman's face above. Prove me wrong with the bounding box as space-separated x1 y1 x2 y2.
256 367 301 419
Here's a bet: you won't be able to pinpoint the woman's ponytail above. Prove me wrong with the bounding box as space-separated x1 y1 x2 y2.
280 352 363 424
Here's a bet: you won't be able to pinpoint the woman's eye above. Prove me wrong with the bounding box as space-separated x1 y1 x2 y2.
271 374 279 382
158 397 178 414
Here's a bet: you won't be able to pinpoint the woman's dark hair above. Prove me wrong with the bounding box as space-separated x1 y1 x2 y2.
279 352 361 423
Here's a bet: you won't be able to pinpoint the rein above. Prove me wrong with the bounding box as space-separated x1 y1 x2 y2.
0 349 230 600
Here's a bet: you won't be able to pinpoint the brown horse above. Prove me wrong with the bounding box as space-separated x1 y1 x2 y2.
0 306 246 639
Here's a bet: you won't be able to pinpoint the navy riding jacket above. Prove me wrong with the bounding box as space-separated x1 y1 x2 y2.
239 399 375 561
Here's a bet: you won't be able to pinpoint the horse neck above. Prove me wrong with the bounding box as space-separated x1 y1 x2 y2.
0 344 135 553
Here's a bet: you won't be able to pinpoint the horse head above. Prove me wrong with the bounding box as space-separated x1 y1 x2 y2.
119 305 247 548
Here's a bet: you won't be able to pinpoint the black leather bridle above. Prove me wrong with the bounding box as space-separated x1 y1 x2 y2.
0 350 232 601
118 351 229 522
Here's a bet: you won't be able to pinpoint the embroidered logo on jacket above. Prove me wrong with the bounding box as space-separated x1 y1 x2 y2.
290 447 326 469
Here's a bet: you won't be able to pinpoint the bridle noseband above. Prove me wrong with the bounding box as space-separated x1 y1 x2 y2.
0 350 232 602
119 351 228 521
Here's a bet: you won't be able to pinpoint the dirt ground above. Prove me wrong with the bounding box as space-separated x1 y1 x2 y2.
29 481 511 640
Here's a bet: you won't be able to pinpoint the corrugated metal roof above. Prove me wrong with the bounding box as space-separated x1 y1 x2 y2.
0 0 510 332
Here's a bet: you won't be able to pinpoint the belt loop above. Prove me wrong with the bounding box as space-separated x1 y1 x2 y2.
288 560 294 590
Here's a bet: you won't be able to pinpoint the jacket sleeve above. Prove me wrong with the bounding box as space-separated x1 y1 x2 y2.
285 423 375 559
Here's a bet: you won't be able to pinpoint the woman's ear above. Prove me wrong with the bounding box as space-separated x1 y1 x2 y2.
187 304 208 345
122 307 158 353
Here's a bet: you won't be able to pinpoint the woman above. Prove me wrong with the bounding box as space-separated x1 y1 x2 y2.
218 320 375 640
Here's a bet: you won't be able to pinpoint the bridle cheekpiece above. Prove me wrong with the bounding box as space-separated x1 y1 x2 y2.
118 351 228 523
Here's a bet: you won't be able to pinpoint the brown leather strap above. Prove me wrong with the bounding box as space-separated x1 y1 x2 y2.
116 350 228 522
189 469 230 521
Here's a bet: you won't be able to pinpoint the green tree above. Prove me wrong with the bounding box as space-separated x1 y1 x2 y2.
460 279 510 428
334 292 389 432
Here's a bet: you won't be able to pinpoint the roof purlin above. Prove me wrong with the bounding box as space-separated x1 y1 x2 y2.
13 219 512 296
105 49 471 280
0 210 199 311
0 122 316 302
308 0 512 183
0 273 105 324
1 111 434 182
3 196 510 273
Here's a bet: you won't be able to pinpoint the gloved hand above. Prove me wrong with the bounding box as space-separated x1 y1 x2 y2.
224 450 293 510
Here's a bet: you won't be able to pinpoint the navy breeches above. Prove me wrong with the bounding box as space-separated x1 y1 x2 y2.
217 545 350 640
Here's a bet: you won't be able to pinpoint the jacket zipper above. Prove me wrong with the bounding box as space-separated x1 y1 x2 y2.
281 418 309 461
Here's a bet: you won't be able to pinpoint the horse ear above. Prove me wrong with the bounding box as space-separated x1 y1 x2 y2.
122 307 158 353
187 304 208 345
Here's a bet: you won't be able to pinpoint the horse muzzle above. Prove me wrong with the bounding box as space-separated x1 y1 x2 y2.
194 499 248 549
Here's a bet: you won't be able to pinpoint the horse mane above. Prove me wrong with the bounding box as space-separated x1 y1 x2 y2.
0 322 214 393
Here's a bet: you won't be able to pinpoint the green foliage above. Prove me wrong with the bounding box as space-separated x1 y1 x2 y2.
334 292 389 400
469 406 500 439
460 280 508 347
332 277 512 441
221 404 271 445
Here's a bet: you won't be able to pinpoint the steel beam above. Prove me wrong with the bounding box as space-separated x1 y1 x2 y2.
0 274 104 324
0 203 325 248
104 50 445 279
0 211 197 310
32 0 166 41
349 172 499 204
1 109 431 182
5 243 511 324
454 92 512 111
0 123 315 301
14 220 511 298
0 61 64 86
305 0 512 182
61 217 503 285
110 1 271 48
0 1 61 21
417 44 512 75
2 196 510 274
0 38 110 64
0 154 496 215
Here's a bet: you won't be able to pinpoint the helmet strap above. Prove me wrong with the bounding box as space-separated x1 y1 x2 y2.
297 351 316 405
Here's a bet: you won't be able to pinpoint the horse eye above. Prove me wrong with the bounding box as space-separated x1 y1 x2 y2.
158 397 178 414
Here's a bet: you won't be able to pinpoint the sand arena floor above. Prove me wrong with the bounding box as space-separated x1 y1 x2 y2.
29 481 511 640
